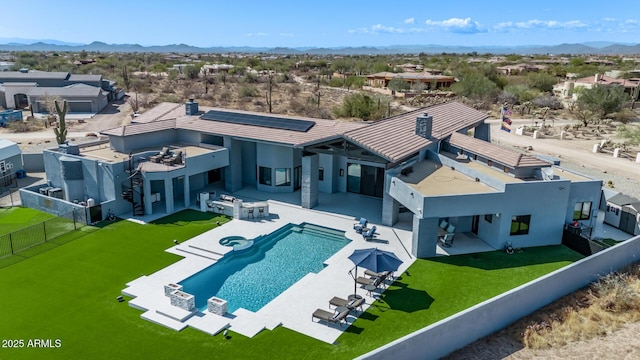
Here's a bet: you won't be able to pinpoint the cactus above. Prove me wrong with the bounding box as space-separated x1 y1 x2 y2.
53 100 68 144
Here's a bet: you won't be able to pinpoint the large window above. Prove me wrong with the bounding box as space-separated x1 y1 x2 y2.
510 215 531 236
275 168 291 187
573 201 592 220
258 166 272 186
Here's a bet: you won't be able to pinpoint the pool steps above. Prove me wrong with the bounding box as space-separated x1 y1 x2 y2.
175 246 223 260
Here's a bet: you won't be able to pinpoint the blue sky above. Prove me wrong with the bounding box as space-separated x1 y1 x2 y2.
1 0 639 48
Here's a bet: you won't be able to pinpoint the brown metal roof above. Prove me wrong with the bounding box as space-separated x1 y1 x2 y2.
177 107 365 146
101 118 177 136
448 132 551 168
343 102 489 163
101 105 365 146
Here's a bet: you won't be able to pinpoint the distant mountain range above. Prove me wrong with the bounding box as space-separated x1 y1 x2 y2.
0 38 639 55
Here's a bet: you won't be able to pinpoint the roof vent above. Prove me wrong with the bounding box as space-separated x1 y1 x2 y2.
415 112 433 139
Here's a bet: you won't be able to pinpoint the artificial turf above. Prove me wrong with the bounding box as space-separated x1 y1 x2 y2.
0 207 55 235
0 209 583 359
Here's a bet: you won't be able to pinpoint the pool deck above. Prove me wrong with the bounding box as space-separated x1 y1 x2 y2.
122 196 416 344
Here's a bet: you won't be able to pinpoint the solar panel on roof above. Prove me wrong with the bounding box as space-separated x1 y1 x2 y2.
200 110 315 132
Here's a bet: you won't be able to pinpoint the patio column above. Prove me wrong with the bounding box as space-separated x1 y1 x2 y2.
164 177 174 215
474 122 491 142
382 175 399 226
301 153 319 209
183 175 190 208
223 137 243 192
411 215 438 258
143 177 152 215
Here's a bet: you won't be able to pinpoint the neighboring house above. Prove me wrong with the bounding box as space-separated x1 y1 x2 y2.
21 101 602 258
200 64 234 76
366 71 456 90
0 138 23 187
0 70 117 112
556 73 640 100
28 84 109 113
0 61 15 71
604 193 640 236
497 63 547 76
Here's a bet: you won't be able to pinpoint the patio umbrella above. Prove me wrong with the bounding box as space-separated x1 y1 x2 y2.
348 248 403 297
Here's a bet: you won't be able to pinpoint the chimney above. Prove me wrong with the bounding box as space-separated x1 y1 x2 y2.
185 98 198 115
594 73 600 83
415 112 433 139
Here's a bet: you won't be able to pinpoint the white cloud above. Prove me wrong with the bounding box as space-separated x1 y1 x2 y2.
424 17 486 34
404 18 415 24
279 33 294 37
246 32 269 37
349 24 424 35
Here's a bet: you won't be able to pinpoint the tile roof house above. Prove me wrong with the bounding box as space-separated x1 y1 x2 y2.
365 71 455 90
22 101 603 258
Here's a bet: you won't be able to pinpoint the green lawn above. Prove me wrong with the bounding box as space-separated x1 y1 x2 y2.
0 207 55 235
0 209 583 359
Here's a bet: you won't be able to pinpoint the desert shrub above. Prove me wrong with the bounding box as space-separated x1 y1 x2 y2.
287 84 301 96
532 95 563 110
8 119 43 132
155 94 181 103
242 72 258 84
612 109 636 124
218 91 232 102
497 90 518 105
329 78 345 87
239 85 258 97
523 269 640 349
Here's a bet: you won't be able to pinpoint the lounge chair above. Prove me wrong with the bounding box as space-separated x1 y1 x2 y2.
162 150 183 166
364 269 392 282
353 218 368 234
439 232 455 247
329 296 365 313
312 308 349 327
356 274 386 288
362 225 377 241
149 147 170 163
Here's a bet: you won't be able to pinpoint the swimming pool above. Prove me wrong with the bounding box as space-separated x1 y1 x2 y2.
179 223 350 313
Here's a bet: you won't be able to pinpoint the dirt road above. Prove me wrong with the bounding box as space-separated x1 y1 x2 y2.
488 118 640 197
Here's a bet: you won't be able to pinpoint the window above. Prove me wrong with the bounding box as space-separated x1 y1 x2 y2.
510 215 531 236
484 214 492 223
504 166 509 173
487 160 493 167
318 167 324 181
573 201 592 220
274 168 291 187
258 166 272 186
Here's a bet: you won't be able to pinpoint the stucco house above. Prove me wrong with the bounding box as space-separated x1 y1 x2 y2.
0 138 23 188
21 101 602 258
0 70 117 112
604 193 640 236
365 72 455 90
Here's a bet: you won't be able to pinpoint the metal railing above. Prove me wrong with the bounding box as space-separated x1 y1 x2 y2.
0 209 86 258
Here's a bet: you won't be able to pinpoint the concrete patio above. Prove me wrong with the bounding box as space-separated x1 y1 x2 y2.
122 195 417 344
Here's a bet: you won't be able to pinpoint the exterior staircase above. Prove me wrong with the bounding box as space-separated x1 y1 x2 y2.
122 156 145 216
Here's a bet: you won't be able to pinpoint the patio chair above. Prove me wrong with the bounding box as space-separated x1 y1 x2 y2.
162 150 183 166
149 147 169 163
312 308 349 327
356 274 386 288
329 296 365 313
439 233 455 247
364 269 392 282
362 225 377 241
353 218 368 234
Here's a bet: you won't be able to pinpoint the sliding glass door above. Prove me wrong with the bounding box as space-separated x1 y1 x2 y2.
346 163 384 198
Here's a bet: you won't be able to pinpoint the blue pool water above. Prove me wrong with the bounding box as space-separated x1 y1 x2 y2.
179 223 350 313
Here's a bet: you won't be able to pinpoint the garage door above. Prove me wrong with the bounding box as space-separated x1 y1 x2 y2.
68 102 93 113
